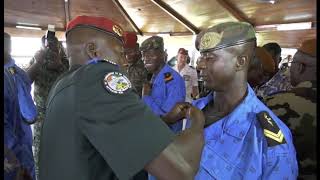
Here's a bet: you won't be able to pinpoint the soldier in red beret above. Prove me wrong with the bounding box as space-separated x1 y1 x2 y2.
39 15 205 180
123 32 149 97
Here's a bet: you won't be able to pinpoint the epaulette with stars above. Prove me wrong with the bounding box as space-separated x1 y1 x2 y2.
257 111 286 147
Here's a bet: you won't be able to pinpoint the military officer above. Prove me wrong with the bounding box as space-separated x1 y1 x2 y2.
264 38 316 180
39 15 206 180
123 32 148 97
27 33 69 179
140 36 186 133
4 32 36 180
174 48 199 103
187 22 298 179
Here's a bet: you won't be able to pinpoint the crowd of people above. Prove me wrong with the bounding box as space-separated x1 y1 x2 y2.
4 15 316 180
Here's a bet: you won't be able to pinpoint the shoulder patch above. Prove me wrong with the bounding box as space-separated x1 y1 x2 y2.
257 111 286 147
8 67 16 75
164 72 173 83
103 72 132 94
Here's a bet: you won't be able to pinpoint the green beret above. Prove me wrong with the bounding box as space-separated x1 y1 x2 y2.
140 36 164 52
196 22 256 53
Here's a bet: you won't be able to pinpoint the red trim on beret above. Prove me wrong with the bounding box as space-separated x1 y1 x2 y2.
124 32 138 48
66 15 124 42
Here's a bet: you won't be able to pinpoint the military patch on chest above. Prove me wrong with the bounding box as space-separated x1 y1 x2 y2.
8 67 16 75
103 72 132 94
164 72 173 83
257 111 286 147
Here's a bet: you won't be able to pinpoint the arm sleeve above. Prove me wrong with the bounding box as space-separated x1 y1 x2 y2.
143 77 186 116
76 64 175 180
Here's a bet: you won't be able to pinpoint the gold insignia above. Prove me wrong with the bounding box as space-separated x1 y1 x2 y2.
264 113 274 126
112 25 123 37
263 129 284 143
199 32 223 50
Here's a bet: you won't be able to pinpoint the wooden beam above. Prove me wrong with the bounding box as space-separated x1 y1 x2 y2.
64 0 71 29
215 0 251 24
143 32 193 36
150 0 200 34
112 0 143 36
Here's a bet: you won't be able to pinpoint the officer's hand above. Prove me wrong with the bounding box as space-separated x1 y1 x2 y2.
187 106 205 130
142 83 152 96
161 102 191 124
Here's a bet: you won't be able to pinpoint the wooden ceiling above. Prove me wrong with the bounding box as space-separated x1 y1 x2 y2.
4 0 316 48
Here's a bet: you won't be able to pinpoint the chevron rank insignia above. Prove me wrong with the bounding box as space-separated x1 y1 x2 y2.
257 111 286 147
164 72 173 83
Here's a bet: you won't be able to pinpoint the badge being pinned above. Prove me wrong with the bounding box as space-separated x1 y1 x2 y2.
103 72 132 94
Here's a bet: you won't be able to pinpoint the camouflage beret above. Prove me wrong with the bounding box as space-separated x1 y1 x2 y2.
196 21 256 53
140 36 164 52
298 38 316 57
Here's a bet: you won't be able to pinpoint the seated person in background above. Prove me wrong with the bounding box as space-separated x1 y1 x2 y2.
187 21 298 179
141 36 186 134
264 38 316 180
248 46 275 97
174 48 199 103
256 42 292 98
123 32 148 97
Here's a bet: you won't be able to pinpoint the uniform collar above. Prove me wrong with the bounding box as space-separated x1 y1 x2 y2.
194 84 258 140
4 58 15 68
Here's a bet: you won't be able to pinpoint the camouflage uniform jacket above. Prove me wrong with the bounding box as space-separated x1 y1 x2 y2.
263 81 317 179
29 48 69 180
256 67 292 99
127 59 148 97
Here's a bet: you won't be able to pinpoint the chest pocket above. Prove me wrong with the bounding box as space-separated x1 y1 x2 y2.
183 75 191 81
196 145 244 180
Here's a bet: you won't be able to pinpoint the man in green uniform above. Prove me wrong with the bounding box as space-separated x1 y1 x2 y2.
123 32 148 97
39 15 205 180
264 38 316 180
26 34 69 179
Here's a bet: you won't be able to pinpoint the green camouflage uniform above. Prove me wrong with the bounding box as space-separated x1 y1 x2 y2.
263 81 317 180
127 59 148 97
30 47 69 180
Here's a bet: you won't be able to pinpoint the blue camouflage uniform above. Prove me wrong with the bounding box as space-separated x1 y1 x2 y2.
143 64 186 133
186 84 298 179
4 59 37 180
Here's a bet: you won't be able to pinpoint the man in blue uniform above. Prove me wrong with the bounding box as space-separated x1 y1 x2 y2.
187 22 298 179
140 36 186 133
4 32 36 180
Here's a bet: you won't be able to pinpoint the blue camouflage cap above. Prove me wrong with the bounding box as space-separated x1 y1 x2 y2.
196 21 256 53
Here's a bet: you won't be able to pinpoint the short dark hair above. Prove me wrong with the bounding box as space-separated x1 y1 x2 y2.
263 42 281 57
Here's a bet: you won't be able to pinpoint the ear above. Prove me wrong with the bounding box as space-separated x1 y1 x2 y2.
298 63 306 74
85 42 99 59
235 56 248 71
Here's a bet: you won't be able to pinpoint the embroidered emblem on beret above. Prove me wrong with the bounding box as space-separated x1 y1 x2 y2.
257 111 286 147
103 72 131 94
112 25 123 37
200 32 223 50
164 72 173 83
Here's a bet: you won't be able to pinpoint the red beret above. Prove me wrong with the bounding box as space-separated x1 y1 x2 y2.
124 32 138 49
298 38 316 57
66 15 124 42
178 48 188 55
